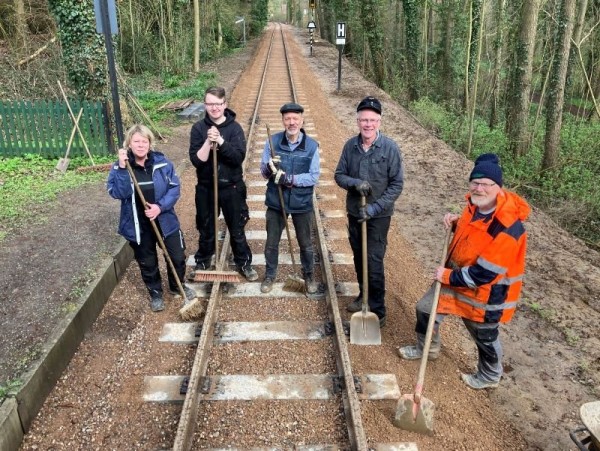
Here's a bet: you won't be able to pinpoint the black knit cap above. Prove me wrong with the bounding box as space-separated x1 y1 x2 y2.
356 96 382 114
470 153 503 187
280 103 304 114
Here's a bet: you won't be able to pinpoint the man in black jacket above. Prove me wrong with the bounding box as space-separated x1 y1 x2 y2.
334 96 404 326
189 86 257 280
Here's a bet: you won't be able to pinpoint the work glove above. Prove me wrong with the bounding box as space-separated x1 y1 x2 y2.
357 205 371 224
274 168 294 187
267 155 282 174
355 180 372 197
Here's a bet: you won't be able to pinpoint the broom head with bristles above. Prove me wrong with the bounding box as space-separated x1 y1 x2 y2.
282 274 305 293
192 270 242 283
179 296 204 321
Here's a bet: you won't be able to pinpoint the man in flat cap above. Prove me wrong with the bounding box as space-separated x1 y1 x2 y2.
398 153 530 390
259 102 321 294
335 96 404 327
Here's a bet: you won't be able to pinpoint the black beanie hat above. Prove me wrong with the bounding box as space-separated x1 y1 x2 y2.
470 153 503 187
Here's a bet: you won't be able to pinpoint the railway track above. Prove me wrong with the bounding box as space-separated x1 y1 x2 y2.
143 24 417 450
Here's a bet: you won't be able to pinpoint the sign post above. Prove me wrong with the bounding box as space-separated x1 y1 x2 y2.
94 0 124 144
307 20 316 56
336 22 346 92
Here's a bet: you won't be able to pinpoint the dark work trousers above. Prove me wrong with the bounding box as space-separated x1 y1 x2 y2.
347 214 391 319
194 182 252 270
414 283 503 382
129 220 187 294
264 207 314 280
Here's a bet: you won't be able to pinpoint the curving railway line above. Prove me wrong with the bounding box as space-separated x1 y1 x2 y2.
139 24 416 450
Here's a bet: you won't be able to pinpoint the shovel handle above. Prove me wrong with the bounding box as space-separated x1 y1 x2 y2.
361 195 368 313
413 228 452 400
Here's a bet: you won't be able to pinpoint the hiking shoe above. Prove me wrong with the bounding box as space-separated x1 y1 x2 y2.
346 296 363 312
305 276 318 294
239 265 258 282
149 291 164 312
397 345 439 360
378 316 386 328
169 285 197 300
461 373 499 390
261 277 274 293
194 261 210 272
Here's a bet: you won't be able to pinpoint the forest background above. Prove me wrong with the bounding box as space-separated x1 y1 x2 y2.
1 0 600 248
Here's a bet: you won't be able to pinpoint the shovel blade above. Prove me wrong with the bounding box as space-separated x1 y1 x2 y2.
349 311 381 345
56 157 70 172
393 394 435 435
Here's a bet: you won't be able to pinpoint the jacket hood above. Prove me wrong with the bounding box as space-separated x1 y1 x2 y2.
467 189 530 224
203 108 237 128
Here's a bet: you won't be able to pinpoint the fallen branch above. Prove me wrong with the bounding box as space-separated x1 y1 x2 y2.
17 37 57 67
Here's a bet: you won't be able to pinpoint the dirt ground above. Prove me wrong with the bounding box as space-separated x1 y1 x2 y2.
3 24 599 450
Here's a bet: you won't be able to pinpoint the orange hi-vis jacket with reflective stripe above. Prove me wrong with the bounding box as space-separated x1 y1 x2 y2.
438 189 530 323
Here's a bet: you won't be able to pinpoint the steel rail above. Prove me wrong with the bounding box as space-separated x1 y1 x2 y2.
280 27 369 451
173 23 368 449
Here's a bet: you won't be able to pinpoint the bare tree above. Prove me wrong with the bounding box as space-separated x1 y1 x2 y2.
505 0 541 156
543 0 576 172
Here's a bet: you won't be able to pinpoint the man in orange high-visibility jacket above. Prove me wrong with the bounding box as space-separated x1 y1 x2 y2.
398 153 530 390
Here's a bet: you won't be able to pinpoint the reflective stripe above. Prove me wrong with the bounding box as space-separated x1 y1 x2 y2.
461 267 477 289
477 256 507 275
131 186 141 244
497 275 523 286
441 287 518 312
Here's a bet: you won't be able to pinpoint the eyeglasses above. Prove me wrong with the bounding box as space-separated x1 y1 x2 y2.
469 181 496 189
357 118 380 124
205 102 225 108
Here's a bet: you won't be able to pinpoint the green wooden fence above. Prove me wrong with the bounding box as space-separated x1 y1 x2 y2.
0 100 112 158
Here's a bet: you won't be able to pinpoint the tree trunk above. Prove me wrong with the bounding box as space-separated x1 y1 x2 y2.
441 0 455 103
488 0 505 129
467 0 485 156
403 0 420 100
542 0 576 172
360 0 385 87
14 0 27 51
194 0 200 72
505 0 541 157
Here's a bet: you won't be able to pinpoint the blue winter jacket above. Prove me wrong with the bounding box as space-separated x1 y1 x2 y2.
107 151 181 244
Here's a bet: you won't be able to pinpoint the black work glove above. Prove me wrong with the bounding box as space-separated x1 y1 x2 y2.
355 180 372 197
274 169 294 187
358 205 371 224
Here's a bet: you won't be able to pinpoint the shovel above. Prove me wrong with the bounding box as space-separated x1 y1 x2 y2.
394 227 452 435
56 108 83 172
350 195 381 345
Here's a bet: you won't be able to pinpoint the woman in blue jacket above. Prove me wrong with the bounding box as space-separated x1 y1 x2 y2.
107 124 195 312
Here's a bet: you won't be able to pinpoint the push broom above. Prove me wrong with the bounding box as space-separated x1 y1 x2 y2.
123 160 204 321
192 142 242 284
266 125 305 293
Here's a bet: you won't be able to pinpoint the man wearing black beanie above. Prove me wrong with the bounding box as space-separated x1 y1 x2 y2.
398 153 531 390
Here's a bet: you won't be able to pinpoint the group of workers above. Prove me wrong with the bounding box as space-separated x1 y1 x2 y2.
107 86 530 391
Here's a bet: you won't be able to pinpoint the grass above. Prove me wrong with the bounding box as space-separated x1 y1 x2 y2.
0 153 113 242
0 379 22 400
